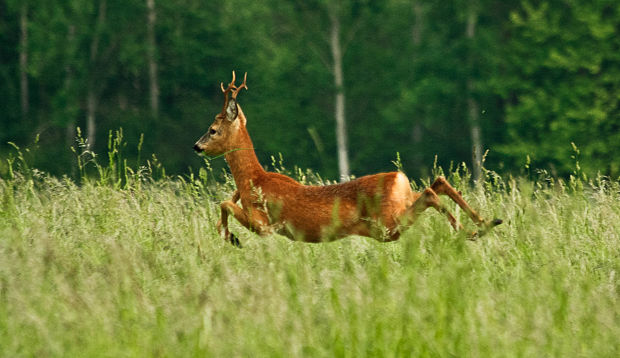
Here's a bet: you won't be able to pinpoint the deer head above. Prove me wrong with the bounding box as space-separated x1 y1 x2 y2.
193 71 248 155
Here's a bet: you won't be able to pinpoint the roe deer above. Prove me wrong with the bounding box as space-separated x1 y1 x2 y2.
193 71 502 246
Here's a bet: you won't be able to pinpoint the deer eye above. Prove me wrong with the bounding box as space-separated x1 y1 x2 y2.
209 128 217 135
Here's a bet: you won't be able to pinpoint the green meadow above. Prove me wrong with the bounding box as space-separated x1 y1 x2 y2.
1 147 619 357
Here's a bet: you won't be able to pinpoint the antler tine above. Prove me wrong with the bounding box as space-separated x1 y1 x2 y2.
231 72 248 99
221 71 237 94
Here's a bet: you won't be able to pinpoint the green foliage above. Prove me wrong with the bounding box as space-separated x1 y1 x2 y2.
1 0 620 180
497 0 620 177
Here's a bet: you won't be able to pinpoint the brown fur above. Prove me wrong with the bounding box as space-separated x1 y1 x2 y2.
194 73 501 244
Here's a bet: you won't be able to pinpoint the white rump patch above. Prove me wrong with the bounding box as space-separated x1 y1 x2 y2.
392 172 414 207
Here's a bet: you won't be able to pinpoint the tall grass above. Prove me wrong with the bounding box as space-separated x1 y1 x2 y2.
0 137 619 357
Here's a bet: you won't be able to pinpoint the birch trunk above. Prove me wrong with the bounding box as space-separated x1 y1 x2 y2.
86 0 107 149
65 25 76 147
466 7 482 181
411 1 424 172
19 3 29 121
86 92 97 150
146 0 159 117
329 10 350 182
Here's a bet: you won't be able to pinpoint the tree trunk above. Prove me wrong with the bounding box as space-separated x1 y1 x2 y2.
19 2 29 121
86 0 107 150
411 1 424 173
146 0 159 117
86 91 97 150
329 10 350 182
65 24 76 148
466 7 482 181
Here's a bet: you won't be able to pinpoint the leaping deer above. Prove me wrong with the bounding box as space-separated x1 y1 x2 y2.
193 71 502 246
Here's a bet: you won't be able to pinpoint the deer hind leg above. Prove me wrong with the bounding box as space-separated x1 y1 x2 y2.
430 176 502 236
398 187 464 234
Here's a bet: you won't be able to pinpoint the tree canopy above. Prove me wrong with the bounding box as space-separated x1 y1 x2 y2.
1 0 619 180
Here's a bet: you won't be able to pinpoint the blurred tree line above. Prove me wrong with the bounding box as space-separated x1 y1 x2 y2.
1 0 619 180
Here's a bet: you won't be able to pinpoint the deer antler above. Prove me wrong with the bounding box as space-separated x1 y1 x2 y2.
221 71 237 94
220 71 248 105
232 72 248 99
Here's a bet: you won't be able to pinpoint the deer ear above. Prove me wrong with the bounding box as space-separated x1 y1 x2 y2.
225 98 238 121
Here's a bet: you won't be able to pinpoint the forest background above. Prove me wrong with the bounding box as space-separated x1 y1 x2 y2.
1 0 619 181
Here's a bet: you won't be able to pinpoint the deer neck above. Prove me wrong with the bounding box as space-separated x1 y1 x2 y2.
225 127 265 191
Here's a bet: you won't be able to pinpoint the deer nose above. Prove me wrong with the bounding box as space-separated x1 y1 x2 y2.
193 144 201 152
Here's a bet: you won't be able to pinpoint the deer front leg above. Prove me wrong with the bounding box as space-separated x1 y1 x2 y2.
216 190 240 234
218 200 270 247
217 200 240 247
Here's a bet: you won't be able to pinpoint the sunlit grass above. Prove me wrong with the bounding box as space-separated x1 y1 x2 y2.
0 143 619 357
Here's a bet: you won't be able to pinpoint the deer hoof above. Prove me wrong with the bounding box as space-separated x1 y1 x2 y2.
469 218 503 239
229 233 242 248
